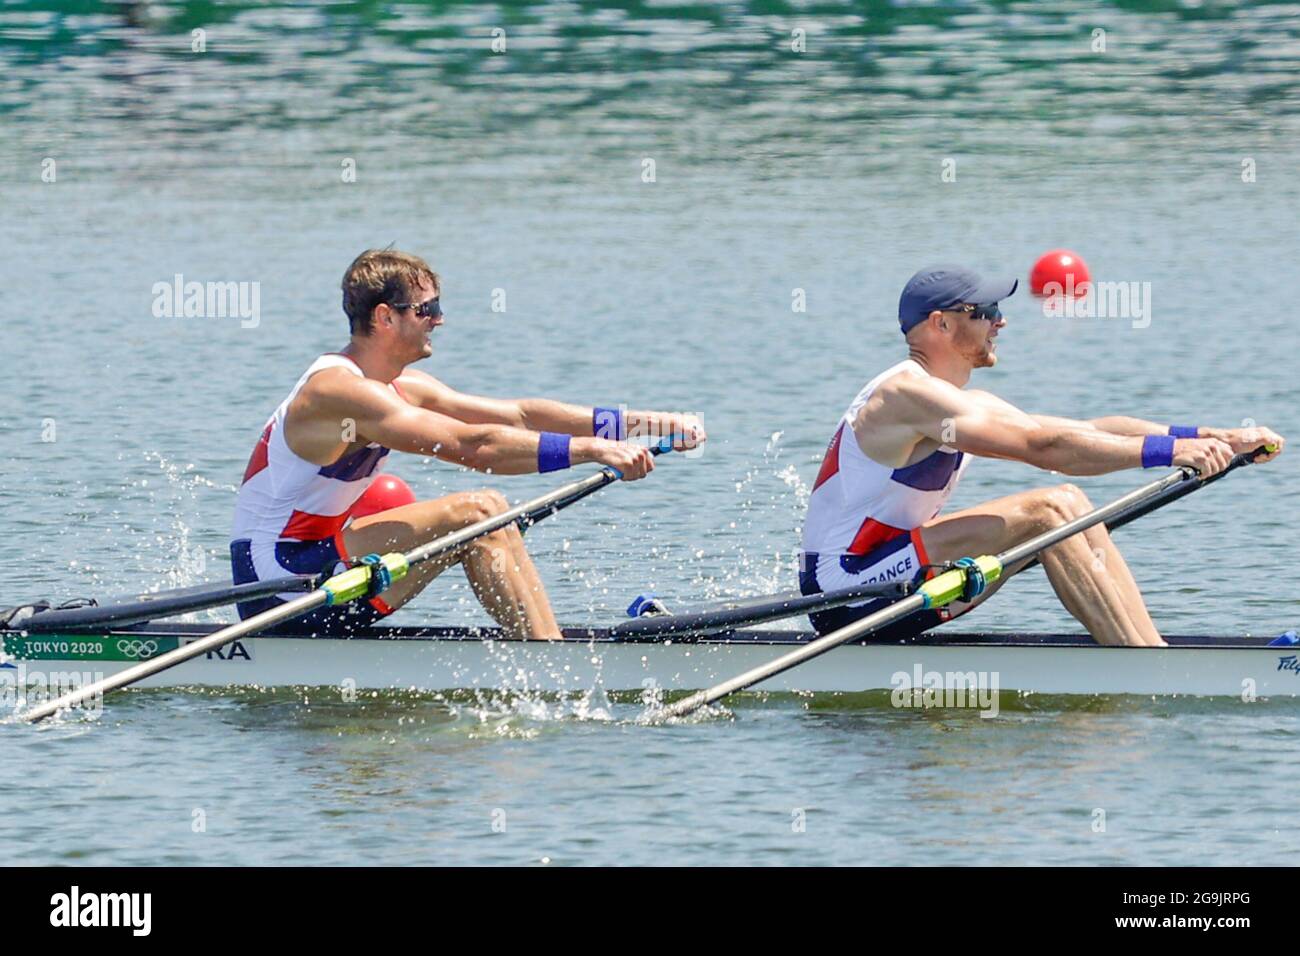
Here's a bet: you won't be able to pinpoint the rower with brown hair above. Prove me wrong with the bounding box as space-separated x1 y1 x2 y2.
230 248 705 639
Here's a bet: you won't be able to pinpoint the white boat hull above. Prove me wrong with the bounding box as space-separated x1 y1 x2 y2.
4 626 1299 698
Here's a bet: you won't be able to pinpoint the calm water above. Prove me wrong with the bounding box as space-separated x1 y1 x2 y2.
2 0 1298 865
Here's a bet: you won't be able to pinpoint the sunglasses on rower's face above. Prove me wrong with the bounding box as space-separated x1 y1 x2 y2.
944 302 1002 322
390 297 443 319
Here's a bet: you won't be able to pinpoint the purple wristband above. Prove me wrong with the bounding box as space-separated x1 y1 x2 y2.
1168 425 1199 439
538 432 572 473
593 406 624 441
1142 434 1175 468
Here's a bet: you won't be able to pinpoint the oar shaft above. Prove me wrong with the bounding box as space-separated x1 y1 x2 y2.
612 579 912 638
17 574 316 632
997 468 1191 566
514 439 673 532
1094 447 1261 534
665 593 930 714
404 466 619 567
661 465 1198 718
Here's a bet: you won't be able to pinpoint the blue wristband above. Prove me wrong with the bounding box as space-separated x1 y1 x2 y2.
1142 434 1175 468
593 406 624 441
538 432 572 473
1168 425 1199 439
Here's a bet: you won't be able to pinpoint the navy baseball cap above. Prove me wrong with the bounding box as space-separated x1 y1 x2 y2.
898 265 1019 334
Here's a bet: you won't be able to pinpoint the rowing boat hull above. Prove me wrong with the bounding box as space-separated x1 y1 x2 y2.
4 625 1299 697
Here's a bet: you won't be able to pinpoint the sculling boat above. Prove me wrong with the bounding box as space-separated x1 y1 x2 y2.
3 622 1298 698
4 445 1287 720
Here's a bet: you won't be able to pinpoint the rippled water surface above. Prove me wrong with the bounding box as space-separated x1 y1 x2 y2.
2 0 1298 865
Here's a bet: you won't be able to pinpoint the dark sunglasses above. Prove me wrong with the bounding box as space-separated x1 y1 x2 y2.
390 297 442 319
944 302 1002 322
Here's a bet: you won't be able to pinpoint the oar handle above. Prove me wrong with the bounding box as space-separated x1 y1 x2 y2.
516 436 678 532
1062 442 1271 541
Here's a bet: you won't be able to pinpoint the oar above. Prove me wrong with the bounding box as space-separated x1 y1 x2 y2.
18 445 671 724
9 576 316 633
657 458 1244 719
610 579 914 639
1086 442 1269 534
9 444 675 634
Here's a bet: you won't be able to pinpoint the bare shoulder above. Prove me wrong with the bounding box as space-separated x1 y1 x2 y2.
296 366 393 415
865 366 961 423
848 368 935 465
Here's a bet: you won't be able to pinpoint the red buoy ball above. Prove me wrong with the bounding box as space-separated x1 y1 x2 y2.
1030 249 1092 297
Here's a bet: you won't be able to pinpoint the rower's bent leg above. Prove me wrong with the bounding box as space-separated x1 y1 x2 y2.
455 493 562 641
342 490 561 640
919 484 1164 647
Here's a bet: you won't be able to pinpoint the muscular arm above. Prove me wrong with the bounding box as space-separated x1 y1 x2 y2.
1029 409 1282 462
292 370 612 475
394 370 587 432
395 369 699 440
961 394 1169 437
883 376 1149 476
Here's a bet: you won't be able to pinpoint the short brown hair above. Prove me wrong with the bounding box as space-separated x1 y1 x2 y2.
341 249 440 335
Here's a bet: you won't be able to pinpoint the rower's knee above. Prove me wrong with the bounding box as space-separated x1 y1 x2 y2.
460 490 526 558
463 489 510 523
1034 483 1092 528
1057 482 1093 516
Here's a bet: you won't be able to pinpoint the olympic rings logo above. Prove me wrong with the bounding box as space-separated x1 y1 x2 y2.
116 639 160 659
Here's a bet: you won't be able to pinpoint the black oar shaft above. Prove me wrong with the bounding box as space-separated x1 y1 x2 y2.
611 579 912 638
17 575 316 632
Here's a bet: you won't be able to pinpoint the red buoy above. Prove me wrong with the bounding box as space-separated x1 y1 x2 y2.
349 474 417 520
1030 249 1092 297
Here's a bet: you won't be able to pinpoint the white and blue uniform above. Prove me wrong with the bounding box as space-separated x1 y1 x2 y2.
800 359 968 635
230 353 404 628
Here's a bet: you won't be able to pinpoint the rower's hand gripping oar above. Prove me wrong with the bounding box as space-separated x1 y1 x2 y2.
1016 442 1277 577
514 439 675 533
17 438 678 724
658 446 1276 719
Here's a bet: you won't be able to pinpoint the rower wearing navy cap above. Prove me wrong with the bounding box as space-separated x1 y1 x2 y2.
799 264 1284 645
